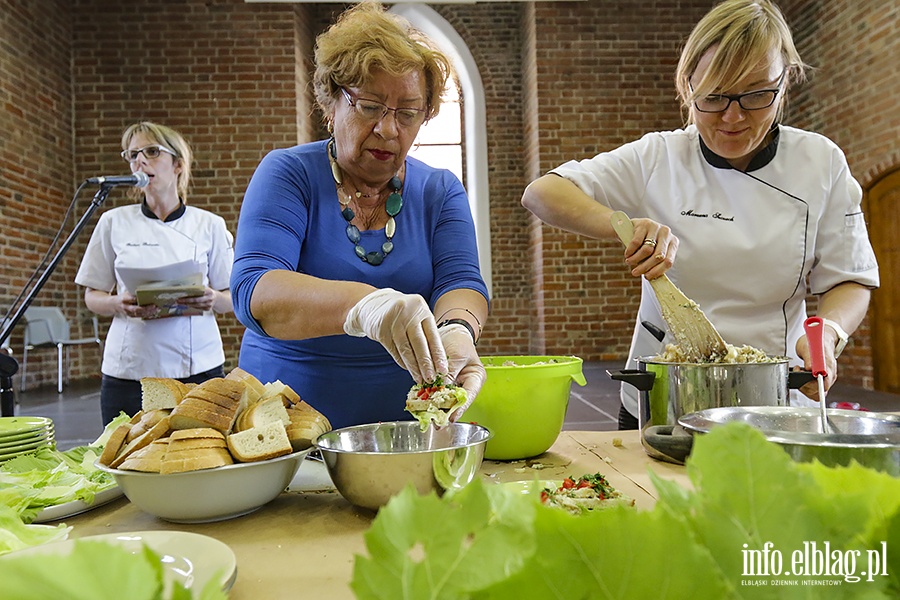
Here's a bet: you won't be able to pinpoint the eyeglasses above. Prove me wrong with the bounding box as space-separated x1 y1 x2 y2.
693 69 787 113
340 88 427 128
121 145 176 163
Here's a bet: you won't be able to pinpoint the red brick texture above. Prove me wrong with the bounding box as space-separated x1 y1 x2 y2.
1 0 894 392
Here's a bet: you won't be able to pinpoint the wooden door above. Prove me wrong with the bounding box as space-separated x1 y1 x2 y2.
867 168 900 393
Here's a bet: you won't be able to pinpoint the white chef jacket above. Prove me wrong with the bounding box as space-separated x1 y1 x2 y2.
75 202 234 380
552 124 879 415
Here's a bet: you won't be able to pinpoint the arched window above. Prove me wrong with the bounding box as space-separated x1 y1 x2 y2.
392 5 493 297
409 81 462 183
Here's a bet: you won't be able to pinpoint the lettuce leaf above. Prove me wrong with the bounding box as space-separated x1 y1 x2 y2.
353 422 900 599
0 539 228 600
0 505 70 556
0 413 130 523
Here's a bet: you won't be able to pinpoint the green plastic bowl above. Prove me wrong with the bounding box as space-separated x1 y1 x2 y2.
460 356 586 460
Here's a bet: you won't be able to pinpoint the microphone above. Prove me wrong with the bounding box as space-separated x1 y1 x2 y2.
85 172 150 188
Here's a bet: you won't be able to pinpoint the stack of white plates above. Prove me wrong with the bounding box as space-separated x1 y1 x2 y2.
0 417 55 462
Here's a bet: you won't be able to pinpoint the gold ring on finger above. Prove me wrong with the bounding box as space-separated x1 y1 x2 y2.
656 253 665 261
642 238 657 247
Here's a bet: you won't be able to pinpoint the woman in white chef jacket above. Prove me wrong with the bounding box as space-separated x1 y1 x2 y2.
76 122 234 425
521 0 879 429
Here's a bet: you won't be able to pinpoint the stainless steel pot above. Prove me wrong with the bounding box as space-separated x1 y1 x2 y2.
679 406 900 476
608 357 815 463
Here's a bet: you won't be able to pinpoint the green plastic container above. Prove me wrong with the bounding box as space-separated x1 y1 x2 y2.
460 356 586 460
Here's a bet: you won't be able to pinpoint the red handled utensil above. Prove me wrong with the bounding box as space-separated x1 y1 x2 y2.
804 316 837 434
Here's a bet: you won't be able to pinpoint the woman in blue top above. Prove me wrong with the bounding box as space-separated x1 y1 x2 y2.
231 3 488 429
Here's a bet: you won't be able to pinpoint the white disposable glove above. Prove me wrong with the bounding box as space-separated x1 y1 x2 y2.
344 288 446 383
439 323 486 421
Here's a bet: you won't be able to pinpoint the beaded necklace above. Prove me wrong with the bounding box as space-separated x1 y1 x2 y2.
328 139 403 266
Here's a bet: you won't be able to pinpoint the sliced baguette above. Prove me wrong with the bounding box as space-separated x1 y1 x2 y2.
261 380 301 408
169 427 226 441
159 448 234 474
225 367 266 406
234 395 290 433
126 409 171 443
185 387 244 411
117 439 170 473
110 416 171 469
226 420 292 462
285 410 332 451
98 423 132 466
169 402 237 433
141 377 190 411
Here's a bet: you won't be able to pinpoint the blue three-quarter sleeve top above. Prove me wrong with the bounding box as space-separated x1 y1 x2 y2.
231 140 488 429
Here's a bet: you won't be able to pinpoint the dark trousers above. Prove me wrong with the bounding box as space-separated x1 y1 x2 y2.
617 403 639 431
100 365 225 425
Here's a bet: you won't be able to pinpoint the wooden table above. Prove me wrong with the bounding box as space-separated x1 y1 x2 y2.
67 430 690 598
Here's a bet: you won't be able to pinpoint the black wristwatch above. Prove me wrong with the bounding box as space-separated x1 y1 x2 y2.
437 318 477 345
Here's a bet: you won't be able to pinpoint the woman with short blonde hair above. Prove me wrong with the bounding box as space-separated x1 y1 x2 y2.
523 0 878 430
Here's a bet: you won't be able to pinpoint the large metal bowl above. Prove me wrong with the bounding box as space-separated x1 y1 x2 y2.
678 406 900 475
313 421 491 511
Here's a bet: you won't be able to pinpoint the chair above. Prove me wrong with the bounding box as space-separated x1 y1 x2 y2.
22 307 103 393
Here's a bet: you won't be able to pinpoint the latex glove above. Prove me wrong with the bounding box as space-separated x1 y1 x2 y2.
344 288 445 383
439 323 486 420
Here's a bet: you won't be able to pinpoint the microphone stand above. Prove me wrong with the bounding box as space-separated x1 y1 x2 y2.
0 185 114 417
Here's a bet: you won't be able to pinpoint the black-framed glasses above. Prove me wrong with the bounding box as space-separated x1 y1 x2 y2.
693 69 787 113
121 145 177 163
340 88 427 128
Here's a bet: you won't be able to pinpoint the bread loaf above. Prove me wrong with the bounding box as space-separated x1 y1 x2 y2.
225 367 266 407
126 409 171 443
262 380 301 408
98 423 132 466
227 420 292 462
159 427 232 474
169 378 243 433
160 448 234 474
110 416 171 469
118 439 169 473
141 377 191 411
233 395 290 433
285 402 332 451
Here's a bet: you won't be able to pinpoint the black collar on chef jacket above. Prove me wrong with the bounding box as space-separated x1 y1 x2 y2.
141 199 186 222
699 123 780 172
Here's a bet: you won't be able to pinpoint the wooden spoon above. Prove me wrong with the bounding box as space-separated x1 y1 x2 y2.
610 211 727 362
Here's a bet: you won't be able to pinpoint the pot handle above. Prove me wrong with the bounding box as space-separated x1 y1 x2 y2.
606 369 656 391
641 425 693 465
788 370 816 389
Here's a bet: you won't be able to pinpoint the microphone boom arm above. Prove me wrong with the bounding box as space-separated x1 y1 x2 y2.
0 185 113 416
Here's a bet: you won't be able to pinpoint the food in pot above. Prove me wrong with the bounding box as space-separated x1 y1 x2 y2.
540 473 634 514
405 374 468 430
655 342 780 364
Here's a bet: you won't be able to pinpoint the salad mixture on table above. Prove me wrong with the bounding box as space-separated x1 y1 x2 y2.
540 473 635 514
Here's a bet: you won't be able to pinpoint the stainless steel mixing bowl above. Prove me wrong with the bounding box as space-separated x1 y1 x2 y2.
678 406 900 475
313 421 491 511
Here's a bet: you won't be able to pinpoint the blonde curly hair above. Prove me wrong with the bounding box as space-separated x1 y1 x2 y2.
313 2 453 130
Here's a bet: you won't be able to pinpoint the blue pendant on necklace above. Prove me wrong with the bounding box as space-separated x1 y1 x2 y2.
330 140 403 266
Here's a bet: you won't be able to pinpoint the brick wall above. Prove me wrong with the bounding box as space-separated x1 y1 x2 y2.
783 0 900 388
1 0 894 392
525 0 713 360
0 0 78 390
